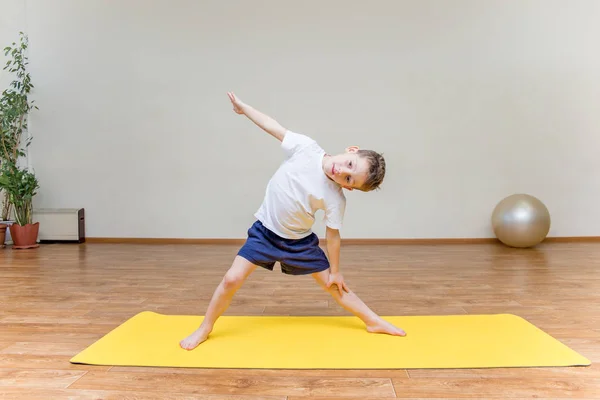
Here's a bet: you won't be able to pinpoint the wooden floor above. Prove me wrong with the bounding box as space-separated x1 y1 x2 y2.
0 241 599 399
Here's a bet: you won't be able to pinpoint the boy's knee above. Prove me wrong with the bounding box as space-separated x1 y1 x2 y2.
312 271 329 288
222 272 246 290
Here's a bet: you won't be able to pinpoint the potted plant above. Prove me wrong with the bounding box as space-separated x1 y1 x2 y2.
0 32 39 248
0 164 39 248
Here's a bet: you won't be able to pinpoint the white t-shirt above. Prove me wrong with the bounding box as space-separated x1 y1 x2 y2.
254 131 346 239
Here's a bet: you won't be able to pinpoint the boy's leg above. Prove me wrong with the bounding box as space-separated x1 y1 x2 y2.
312 269 406 336
180 255 258 350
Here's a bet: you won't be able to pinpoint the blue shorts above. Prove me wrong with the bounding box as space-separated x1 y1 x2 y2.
237 220 330 275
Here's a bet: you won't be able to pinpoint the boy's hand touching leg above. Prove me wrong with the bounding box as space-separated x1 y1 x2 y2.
325 227 348 296
327 272 349 296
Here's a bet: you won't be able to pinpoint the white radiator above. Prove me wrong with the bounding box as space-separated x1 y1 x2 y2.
32 208 85 243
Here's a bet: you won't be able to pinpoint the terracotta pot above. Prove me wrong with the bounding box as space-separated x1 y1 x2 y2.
0 224 7 248
10 222 40 249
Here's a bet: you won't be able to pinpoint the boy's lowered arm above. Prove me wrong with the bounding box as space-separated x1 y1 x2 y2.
325 226 349 296
227 92 287 142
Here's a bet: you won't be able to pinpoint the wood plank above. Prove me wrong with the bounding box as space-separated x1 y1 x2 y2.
0 323 119 335
0 315 128 325
407 364 600 379
0 308 91 318
0 388 284 399
289 398 585 400
0 354 110 371
287 398 398 400
0 332 104 344
560 338 600 362
0 368 87 389
1 341 88 356
391 377 600 398
110 366 410 379
69 371 396 397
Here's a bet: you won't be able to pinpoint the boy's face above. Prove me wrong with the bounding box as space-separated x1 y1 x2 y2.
322 146 369 191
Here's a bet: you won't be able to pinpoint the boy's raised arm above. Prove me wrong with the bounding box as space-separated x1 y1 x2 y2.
228 92 287 142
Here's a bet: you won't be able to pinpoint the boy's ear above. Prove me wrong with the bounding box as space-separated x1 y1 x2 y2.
345 145 359 153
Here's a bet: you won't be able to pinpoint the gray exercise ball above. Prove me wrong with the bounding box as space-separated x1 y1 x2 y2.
491 194 551 248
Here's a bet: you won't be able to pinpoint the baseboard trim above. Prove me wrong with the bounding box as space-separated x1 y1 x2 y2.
85 237 247 245
85 236 600 245
543 236 600 242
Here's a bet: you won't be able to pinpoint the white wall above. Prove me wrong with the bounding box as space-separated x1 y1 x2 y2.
17 0 600 239
0 0 26 104
0 0 25 78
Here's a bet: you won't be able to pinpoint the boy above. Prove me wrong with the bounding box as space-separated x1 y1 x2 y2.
180 92 406 350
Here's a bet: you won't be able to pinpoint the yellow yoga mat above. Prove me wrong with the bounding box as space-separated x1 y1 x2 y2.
70 311 590 369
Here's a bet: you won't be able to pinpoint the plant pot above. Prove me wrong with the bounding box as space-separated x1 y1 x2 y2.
10 222 40 249
0 224 7 248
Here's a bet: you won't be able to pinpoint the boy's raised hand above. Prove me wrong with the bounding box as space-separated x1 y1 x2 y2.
226 91 287 141
227 91 245 114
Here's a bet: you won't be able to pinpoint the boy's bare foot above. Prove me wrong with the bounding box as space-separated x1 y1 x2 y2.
179 326 211 350
366 318 406 336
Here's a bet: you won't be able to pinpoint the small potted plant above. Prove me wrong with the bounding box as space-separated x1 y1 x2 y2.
0 32 37 248
0 203 8 247
0 193 10 247
0 164 39 248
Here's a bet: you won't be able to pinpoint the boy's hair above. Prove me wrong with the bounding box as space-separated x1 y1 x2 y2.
357 150 386 192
